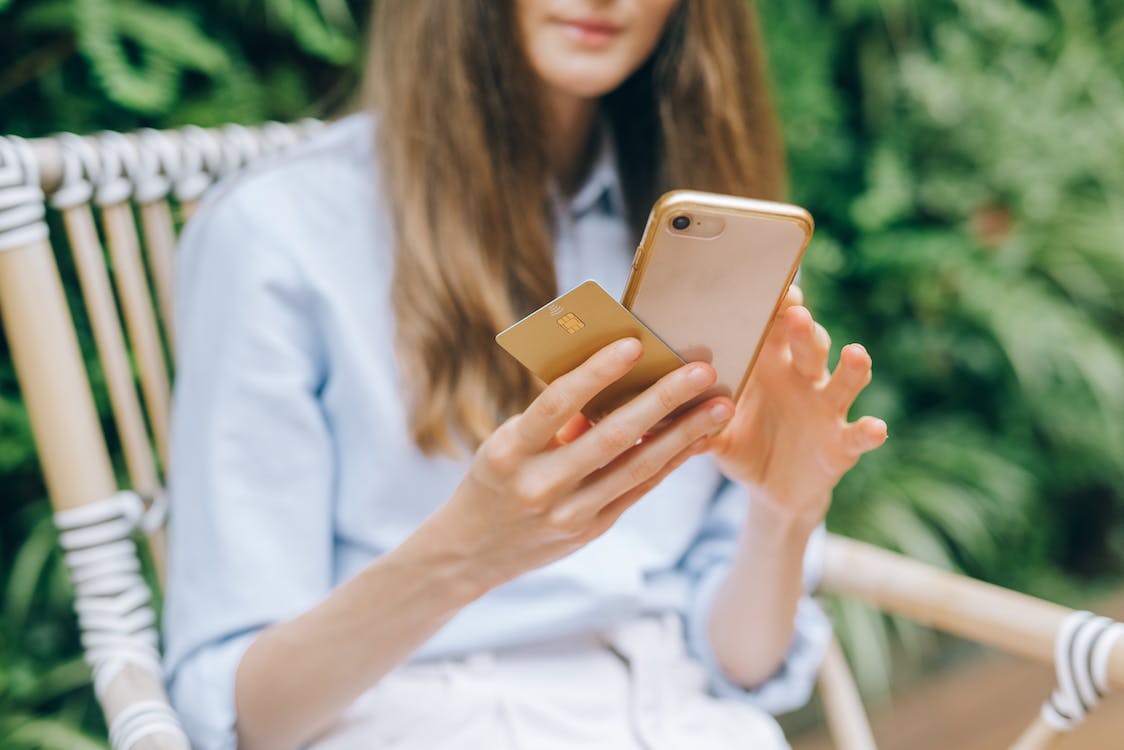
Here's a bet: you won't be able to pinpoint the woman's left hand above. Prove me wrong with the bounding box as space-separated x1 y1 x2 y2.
705 285 888 531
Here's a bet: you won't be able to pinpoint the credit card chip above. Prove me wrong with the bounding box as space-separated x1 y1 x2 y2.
557 312 585 333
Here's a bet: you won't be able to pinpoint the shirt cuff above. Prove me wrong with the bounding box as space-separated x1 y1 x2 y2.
802 523 827 593
684 552 833 715
166 629 257 750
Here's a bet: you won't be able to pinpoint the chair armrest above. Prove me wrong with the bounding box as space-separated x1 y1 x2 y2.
818 534 1124 691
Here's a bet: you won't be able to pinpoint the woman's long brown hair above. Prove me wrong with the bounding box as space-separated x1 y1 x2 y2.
365 1 785 456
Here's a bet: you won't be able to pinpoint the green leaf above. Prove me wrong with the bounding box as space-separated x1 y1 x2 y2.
262 0 357 64
74 0 180 113
0 714 106 750
38 661 92 704
850 145 916 231
4 517 60 639
16 0 79 31
115 4 230 75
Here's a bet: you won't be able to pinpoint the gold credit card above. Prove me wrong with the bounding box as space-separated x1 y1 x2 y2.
496 280 685 421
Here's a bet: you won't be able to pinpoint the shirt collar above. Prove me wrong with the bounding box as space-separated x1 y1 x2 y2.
563 124 625 220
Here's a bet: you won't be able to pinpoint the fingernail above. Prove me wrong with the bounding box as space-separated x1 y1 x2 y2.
687 366 713 388
709 402 732 422
616 338 641 360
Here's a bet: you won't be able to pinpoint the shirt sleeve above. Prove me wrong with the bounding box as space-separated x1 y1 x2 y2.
680 477 832 715
162 182 334 750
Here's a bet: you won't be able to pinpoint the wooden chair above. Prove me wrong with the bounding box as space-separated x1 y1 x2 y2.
0 124 1121 750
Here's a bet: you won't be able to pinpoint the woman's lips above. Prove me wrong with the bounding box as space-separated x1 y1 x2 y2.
556 18 623 48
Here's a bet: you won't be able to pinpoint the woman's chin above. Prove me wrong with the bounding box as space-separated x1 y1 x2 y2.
539 65 635 101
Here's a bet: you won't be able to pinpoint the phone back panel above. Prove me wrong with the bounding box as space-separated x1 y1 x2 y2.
622 191 813 402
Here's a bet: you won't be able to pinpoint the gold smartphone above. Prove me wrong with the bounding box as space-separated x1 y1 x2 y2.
496 280 684 421
622 190 814 404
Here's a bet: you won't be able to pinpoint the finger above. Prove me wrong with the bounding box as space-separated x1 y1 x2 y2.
573 396 733 515
823 343 873 414
784 306 830 380
554 413 592 446
762 288 803 352
780 283 804 309
592 435 708 533
842 416 888 458
516 338 642 451
564 361 722 474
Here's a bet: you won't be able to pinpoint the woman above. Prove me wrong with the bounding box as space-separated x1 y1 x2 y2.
164 1 888 748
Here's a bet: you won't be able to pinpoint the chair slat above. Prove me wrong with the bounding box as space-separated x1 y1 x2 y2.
101 664 190 750
137 200 178 352
1009 715 1061 750
145 525 169 584
1 235 186 748
818 637 878 750
101 202 171 468
0 236 117 508
178 199 199 222
60 203 161 497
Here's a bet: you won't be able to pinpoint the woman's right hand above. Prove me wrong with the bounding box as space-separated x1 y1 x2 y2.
417 337 734 594
234 337 730 750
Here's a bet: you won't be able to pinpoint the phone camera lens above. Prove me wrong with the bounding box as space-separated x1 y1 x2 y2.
671 215 691 230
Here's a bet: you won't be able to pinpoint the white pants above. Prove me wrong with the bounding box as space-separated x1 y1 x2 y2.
309 615 789 749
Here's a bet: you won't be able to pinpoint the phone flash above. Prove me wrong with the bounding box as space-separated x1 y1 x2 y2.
557 312 585 333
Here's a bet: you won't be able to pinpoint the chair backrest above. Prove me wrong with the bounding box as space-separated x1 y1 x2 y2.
15 119 1119 750
0 121 319 750
0 118 884 750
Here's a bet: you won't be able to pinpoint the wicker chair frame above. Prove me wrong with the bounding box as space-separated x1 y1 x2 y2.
0 123 1120 750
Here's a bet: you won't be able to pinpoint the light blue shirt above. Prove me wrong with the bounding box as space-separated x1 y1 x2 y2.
163 113 831 749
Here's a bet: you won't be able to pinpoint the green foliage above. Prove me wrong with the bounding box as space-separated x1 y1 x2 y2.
18 0 232 113
1 0 1123 736
260 0 358 65
762 0 1124 691
0 0 365 134
1 508 107 747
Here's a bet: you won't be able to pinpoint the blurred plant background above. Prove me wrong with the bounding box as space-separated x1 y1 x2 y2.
2 0 1123 745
